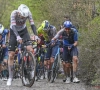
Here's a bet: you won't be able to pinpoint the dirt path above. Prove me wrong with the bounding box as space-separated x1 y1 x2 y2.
0 79 99 90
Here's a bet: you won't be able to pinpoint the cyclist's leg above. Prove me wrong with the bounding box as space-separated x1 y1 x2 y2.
0 48 3 73
7 29 17 86
50 45 59 82
44 47 51 70
21 27 33 53
0 56 3 73
0 62 2 73
50 45 59 69
62 46 71 83
39 52 45 79
71 46 80 82
44 48 51 79
2 48 9 80
2 47 8 64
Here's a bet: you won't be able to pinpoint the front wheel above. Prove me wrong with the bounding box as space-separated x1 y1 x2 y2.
21 51 36 87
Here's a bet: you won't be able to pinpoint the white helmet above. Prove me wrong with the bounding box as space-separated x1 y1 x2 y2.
0 24 4 34
18 4 30 17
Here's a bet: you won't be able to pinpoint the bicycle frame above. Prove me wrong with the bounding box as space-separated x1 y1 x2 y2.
52 47 60 69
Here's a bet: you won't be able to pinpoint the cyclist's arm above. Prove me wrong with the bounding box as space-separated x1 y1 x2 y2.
31 25 37 35
52 29 64 40
12 25 20 37
73 32 78 47
7 30 10 42
30 35 41 44
28 11 37 35
3 29 10 43
10 11 20 37
2 38 6 45
52 26 57 36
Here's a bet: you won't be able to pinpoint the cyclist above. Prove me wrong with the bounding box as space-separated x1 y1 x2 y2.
7 4 37 86
52 21 80 83
37 20 59 80
0 24 9 80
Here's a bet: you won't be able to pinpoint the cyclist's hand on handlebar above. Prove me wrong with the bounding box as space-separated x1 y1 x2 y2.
17 36 23 44
51 40 55 46
68 44 74 50
42 45 46 48
2 44 6 48
18 39 23 44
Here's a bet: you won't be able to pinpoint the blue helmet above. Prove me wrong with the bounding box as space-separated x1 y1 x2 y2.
63 21 72 28
3 29 9 34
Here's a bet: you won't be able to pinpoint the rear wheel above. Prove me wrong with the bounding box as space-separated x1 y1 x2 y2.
21 51 36 87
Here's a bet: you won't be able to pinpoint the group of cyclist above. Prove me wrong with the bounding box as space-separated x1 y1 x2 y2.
0 4 80 86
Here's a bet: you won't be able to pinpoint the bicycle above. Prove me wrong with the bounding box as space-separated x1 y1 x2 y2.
49 47 60 83
35 46 45 81
42 41 60 83
13 46 22 79
18 40 36 87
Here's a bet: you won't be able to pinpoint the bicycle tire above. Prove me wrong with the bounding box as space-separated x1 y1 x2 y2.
21 51 36 87
50 54 59 83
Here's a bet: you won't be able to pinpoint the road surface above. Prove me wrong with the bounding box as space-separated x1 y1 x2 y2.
0 78 99 90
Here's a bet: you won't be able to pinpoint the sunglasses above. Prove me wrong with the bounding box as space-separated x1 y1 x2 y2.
65 28 70 30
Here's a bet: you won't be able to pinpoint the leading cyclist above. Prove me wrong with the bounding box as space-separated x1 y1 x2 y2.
7 4 37 86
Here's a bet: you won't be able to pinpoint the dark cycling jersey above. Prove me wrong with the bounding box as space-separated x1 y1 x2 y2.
53 28 78 46
37 25 57 42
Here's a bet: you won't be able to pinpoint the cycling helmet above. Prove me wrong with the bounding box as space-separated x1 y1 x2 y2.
0 24 4 34
18 4 30 17
41 20 50 31
63 21 72 28
3 29 9 34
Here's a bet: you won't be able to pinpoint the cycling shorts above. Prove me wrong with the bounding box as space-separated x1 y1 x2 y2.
8 27 31 51
62 46 78 63
44 44 59 60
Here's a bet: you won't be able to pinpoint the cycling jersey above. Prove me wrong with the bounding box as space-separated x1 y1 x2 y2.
37 25 56 41
10 10 35 36
53 28 78 46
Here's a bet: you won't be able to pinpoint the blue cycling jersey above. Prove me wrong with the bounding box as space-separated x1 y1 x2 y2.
53 28 78 46
63 31 78 46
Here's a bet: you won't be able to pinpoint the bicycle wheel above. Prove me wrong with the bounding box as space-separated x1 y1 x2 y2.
51 52 61 83
50 54 59 83
21 51 36 87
